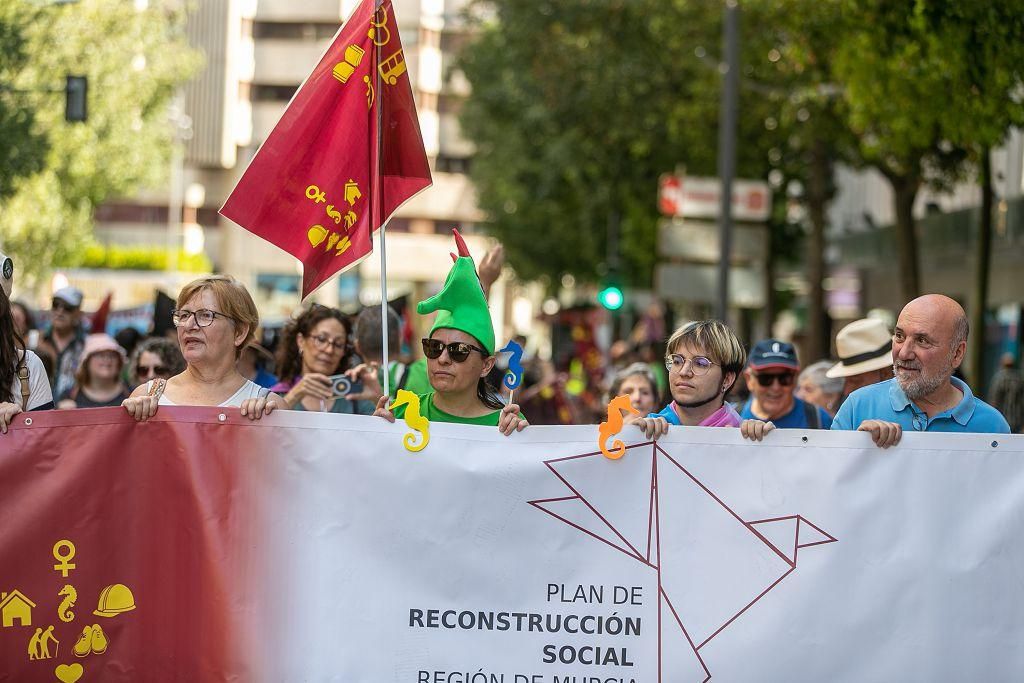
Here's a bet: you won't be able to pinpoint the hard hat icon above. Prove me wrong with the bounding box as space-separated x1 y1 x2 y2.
93 583 136 617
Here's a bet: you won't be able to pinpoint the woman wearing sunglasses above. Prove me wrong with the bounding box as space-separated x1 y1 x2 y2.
122 275 284 421
374 241 527 435
128 337 185 389
271 305 366 413
626 320 746 439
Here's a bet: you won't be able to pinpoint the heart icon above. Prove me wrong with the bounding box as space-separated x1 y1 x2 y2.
55 663 84 683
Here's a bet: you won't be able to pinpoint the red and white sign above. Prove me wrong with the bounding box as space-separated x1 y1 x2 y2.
3 411 1023 680
658 174 772 222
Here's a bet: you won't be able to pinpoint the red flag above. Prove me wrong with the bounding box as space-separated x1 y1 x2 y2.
220 0 431 298
90 291 113 333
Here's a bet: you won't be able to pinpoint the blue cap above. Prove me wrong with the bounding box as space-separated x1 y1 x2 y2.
748 339 799 371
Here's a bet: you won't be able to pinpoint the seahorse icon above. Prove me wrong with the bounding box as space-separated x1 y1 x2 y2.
390 389 430 452
599 394 640 460
325 204 342 225
58 584 77 622
499 340 524 390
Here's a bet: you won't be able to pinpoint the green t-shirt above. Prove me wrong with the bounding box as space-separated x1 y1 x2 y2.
392 392 506 426
402 357 432 396
378 358 433 399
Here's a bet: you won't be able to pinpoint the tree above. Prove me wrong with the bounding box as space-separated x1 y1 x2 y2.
833 0 1024 383
832 0 973 303
457 0 791 290
746 0 858 360
0 0 201 291
919 2 1024 386
0 1 48 201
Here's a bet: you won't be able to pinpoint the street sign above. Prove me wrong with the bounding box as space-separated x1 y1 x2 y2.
655 263 766 307
658 174 771 222
658 219 767 264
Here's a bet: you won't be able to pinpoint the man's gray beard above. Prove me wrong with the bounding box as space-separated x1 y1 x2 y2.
895 356 954 401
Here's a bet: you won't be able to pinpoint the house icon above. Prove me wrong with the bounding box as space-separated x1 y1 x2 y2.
0 589 36 627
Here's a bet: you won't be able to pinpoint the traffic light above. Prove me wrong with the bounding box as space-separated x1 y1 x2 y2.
597 284 624 310
65 75 87 123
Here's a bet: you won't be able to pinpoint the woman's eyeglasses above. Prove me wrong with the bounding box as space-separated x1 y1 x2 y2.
754 372 795 387
172 309 233 328
309 333 347 353
422 338 486 363
664 354 716 376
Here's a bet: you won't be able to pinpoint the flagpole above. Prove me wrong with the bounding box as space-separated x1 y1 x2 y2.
374 0 390 400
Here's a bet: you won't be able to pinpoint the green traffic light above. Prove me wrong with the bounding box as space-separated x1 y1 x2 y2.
598 285 624 310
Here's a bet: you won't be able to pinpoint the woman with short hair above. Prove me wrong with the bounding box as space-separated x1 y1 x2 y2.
607 362 660 417
796 360 844 417
627 319 747 439
122 275 284 421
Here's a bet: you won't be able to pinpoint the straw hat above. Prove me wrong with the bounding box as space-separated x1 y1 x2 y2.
826 318 893 378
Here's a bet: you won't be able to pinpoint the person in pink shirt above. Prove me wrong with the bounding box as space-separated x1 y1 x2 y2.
626 319 746 438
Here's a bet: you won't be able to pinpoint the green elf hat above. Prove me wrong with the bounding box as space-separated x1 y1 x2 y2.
417 229 496 355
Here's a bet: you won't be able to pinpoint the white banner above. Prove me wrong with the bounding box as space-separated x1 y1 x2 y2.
239 414 1024 682
6 410 1021 681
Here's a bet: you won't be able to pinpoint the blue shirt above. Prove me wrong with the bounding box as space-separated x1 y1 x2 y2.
831 377 1010 434
740 396 833 429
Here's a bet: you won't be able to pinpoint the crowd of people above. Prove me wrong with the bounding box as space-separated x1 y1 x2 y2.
0 238 1020 442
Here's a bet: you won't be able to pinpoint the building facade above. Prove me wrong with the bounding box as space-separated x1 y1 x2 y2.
91 0 516 341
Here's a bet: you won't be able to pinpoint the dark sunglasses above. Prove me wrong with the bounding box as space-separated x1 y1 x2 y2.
421 338 487 363
136 364 169 377
52 300 78 312
754 372 795 387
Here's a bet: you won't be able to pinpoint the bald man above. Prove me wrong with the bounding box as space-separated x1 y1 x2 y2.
831 294 1009 447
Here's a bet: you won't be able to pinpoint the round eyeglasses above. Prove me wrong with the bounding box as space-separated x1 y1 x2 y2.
664 353 717 376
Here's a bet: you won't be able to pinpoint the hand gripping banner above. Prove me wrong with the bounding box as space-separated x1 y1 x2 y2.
1 409 1023 681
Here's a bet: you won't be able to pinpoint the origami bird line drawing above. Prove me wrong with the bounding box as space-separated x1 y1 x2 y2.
529 442 836 681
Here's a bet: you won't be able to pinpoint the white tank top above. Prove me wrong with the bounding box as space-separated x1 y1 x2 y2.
146 379 267 407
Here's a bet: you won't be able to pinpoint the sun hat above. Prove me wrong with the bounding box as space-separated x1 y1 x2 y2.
826 318 893 378
79 334 127 365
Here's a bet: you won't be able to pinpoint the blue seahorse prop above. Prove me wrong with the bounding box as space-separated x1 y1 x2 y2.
499 340 524 390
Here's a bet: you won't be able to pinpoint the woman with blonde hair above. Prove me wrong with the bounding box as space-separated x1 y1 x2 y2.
122 275 284 421
627 319 747 438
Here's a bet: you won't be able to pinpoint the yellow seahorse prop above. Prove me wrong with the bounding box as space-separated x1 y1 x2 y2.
599 394 640 460
390 389 430 452
58 584 77 622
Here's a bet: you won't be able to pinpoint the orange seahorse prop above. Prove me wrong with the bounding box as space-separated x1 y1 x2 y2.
390 389 430 452
599 394 640 460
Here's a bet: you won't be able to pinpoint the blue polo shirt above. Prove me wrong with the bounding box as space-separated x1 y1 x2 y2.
831 377 1010 434
739 396 833 429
